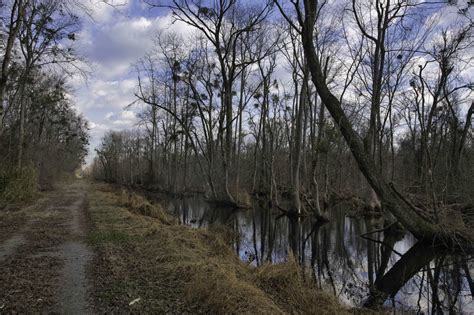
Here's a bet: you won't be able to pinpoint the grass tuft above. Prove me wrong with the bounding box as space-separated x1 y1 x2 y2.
118 189 176 225
256 256 348 314
88 230 129 245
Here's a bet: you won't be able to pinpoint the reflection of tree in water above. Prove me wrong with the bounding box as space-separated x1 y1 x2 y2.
361 221 474 313
163 195 474 312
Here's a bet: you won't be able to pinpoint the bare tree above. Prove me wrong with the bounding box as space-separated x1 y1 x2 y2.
274 0 473 245
145 0 272 205
0 0 27 134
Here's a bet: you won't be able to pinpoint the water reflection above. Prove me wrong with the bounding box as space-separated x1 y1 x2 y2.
160 194 474 313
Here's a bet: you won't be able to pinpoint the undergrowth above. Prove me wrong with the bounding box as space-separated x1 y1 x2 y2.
0 166 38 203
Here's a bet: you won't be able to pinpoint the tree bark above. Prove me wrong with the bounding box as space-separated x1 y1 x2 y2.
289 68 308 215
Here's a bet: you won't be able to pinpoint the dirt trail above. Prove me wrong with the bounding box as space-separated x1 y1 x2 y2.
0 232 27 261
0 180 93 314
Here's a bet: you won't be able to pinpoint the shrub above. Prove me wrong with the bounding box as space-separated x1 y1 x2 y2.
0 166 38 203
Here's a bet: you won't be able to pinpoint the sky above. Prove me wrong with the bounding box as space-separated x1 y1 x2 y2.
71 0 189 164
71 0 473 165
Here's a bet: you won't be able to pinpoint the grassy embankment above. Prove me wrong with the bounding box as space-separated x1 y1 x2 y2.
86 180 351 314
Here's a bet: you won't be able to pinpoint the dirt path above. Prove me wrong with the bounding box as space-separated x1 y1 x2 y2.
0 180 93 314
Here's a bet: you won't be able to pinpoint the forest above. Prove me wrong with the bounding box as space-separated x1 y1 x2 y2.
1 0 474 313
93 0 473 221
0 0 89 199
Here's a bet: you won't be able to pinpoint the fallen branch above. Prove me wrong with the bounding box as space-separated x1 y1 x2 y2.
359 234 404 257
359 221 400 238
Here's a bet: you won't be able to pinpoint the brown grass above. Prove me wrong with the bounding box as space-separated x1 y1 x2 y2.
231 187 252 208
87 181 350 314
255 257 347 314
118 188 176 225
435 206 474 246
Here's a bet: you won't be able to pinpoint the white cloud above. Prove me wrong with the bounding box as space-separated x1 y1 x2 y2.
131 17 153 29
121 110 136 120
74 78 136 111
69 6 215 164
87 0 126 23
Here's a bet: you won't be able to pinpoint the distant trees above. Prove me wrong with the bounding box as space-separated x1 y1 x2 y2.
94 131 141 184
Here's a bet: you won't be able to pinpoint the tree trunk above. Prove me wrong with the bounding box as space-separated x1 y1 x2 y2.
223 81 235 203
17 83 27 168
289 69 308 215
364 241 441 307
0 0 26 134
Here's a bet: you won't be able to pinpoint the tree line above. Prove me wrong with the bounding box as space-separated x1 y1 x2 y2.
91 1 473 247
0 0 89 198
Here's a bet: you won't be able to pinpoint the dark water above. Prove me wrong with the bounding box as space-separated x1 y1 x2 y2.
159 195 474 313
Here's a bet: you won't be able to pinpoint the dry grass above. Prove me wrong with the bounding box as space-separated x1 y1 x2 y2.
87 181 349 314
255 257 348 314
118 188 176 225
435 206 474 246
